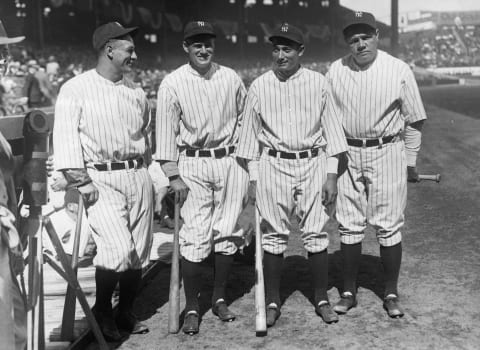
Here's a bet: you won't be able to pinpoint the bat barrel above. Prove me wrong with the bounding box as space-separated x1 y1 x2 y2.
168 194 181 333
255 206 267 336
418 174 441 182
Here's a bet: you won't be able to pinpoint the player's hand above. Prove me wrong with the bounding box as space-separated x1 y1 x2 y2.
322 173 338 206
51 173 68 192
170 177 189 206
46 155 55 177
77 183 99 205
407 166 420 183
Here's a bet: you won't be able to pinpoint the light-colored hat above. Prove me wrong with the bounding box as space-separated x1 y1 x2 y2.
0 20 25 45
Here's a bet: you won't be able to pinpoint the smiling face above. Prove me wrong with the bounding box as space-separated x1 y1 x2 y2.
271 38 304 78
106 35 137 74
344 25 379 68
183 35 215 74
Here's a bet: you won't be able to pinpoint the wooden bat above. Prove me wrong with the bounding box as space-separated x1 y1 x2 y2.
168 193 181 333
254 206 267 336
418 174 441 183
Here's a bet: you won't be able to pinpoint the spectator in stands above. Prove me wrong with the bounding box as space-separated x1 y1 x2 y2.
22 59 56 108
46 55 60 81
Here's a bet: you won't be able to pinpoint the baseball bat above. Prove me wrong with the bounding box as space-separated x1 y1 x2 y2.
254 206 267 336
418 174 441 183
168 193 181 334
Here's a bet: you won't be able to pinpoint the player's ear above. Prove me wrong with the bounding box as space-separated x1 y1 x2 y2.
298 44 305 57
106 44 114 59
182 41 189 53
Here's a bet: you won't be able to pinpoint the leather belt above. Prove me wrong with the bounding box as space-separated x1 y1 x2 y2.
346 135 395 147
185 146 235 158
267 148 320 159
93 158 144 171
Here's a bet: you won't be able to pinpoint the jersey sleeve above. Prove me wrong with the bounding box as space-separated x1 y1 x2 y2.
400 67 427 124
236 86 262 161
53 82 85 169
154 81 182 162
321 84 348 157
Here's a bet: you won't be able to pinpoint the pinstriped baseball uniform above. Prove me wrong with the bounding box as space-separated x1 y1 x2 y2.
53 69 154 271
326 50 427 246
154 63 249 262
236 68 347 254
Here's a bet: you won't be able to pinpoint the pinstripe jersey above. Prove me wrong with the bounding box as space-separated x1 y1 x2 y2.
154 62 246 161
236 67 347 160
53 69 150 169
326 50 427 139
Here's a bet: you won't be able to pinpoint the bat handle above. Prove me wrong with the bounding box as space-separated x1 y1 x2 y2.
168 193 181 333
418 174 441 182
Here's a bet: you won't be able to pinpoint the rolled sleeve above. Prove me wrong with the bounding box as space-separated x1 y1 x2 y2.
154 84 181 161
322 86 348 157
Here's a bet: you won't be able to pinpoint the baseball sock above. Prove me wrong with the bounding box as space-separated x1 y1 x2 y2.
341 242 362 296
263 251 284 307
212 253 234 304
94 268 120 313
181 258 202 313
380 242 402 297
119 269 142 314
308 249 328 304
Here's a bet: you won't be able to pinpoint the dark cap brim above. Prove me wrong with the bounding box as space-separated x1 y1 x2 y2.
269 35 303 45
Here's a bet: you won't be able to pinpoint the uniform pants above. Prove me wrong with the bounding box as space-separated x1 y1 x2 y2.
257 150 330 255
178 155 249 262
86 166 154 271
336 141 406 247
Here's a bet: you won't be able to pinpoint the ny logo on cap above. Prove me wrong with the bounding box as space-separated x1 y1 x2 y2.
281 24 289 32
355 11 363 17
197 21 205 27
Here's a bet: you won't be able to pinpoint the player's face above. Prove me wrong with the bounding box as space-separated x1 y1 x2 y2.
108 35 137 73
271 42 304 76
346 29 379 67
183 36 215 73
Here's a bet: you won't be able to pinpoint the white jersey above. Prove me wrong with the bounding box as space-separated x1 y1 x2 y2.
154 62 246 161
236 67 347 160
53 69 150 169
326 50 427 139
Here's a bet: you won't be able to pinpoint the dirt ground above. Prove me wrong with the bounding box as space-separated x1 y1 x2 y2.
88 86 480 350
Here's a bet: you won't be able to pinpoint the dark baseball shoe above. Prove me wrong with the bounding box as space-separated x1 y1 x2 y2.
116 311 149 334
266 303 281 327
333 293 357 314
383 295 404 318
183 311 199 335
315 302 339 324
92 307 124 342
212 300 236 322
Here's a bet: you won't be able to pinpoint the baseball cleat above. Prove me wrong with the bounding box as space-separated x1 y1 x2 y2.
182 311 199 335
266 303 281 327
383 295 404 318
315 302 339 324
212 300 236 322
333 293 357 314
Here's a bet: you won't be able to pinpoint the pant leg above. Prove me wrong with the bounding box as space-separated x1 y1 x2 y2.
336 147 368 244
295 153 330 253
211 156 249 255
257 153 295 255
364 141 406 247
178 157 214 262
0 243 15 349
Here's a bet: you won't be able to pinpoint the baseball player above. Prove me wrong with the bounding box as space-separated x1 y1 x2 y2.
236 23 348 327
0 19 27 350
326 11 427 318
53 22 153 340
154 21 249 335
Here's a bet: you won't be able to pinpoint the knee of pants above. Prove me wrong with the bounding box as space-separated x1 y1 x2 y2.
340 231 365 245
377 230 402 247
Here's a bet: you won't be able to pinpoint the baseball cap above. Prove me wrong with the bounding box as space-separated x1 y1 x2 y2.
183 21 216 41
92 22 138 50
343 11 377 35
0 20 24 45
269 23 304 45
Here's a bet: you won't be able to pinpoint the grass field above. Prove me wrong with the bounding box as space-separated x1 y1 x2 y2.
420 85 480 120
